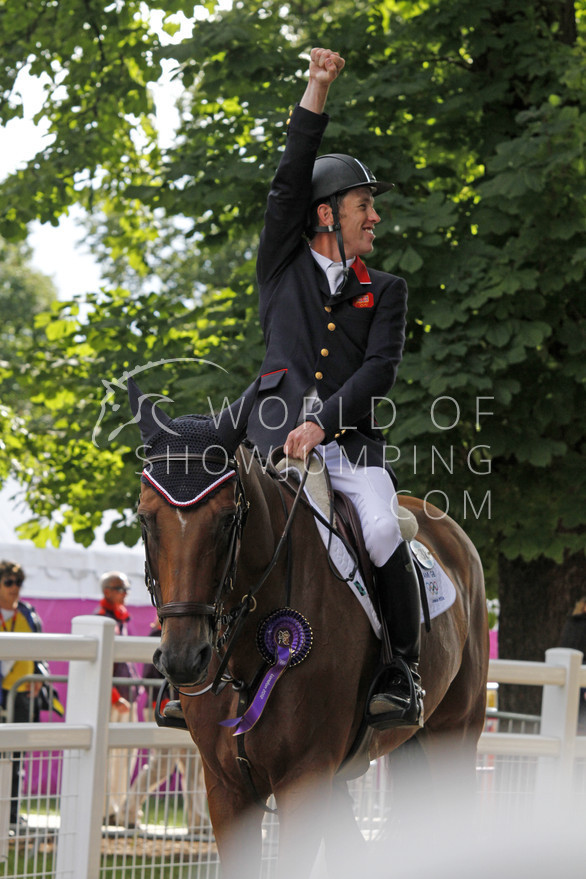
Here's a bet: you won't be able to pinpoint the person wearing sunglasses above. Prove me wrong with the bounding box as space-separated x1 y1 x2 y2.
0 560 50 829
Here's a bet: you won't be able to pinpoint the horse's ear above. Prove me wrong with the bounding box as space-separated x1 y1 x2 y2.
215 377 260 455
127 376 175 447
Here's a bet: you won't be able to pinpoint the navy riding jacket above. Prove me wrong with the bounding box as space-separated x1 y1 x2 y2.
246 104 407 472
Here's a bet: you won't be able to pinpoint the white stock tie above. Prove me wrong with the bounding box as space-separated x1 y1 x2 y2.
326 262 345 296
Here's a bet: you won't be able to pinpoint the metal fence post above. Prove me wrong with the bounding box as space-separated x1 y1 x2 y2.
535 647 582 804
55 616 115 879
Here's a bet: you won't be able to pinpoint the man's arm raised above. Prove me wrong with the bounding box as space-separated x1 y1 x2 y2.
281 49 344 458
299 47 345 116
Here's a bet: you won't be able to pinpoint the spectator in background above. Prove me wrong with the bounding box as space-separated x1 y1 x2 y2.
0 559 63 830
559 597 586 734
120 620 210 837
95 570 139 825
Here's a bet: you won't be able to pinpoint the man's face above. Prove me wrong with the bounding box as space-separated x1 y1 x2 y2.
338 186 381 258
104 579 129 606
0 573 23 611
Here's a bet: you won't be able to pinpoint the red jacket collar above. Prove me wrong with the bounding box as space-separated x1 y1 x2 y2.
351 256 371 285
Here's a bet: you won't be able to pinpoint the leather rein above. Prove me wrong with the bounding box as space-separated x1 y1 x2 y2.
140 450 309 695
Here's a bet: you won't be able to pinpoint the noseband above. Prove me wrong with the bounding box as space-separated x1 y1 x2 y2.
141 447 315 695
140 452 250 632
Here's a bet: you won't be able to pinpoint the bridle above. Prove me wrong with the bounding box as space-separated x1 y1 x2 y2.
140 446 355 697
140 448 309 694
141 452 249 629
139 443 362 814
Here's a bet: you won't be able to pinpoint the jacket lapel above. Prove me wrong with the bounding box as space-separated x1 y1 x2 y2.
310 250 372 305
333 258 372 305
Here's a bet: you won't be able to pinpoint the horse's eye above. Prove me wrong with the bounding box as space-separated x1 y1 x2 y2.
222 513 236 532
138 512 154 531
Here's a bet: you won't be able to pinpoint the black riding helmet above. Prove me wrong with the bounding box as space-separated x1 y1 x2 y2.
311 153 394 208
309 153 394 282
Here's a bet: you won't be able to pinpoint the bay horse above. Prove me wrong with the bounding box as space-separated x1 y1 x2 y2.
128 378 489 878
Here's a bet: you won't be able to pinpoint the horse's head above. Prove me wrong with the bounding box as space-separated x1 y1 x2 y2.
128 377 258 687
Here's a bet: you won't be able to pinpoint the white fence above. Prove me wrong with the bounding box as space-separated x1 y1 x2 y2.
1 616 586 878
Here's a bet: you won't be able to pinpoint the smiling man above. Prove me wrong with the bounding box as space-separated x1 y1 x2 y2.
245 48 424 728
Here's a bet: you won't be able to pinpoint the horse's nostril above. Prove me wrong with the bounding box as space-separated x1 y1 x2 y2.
200 644 212 671
152 648 164 672
152 640 212 687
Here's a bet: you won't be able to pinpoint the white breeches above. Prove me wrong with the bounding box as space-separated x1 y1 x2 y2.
320 441 402 568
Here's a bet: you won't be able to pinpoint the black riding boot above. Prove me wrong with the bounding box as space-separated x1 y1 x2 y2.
367 541 424 730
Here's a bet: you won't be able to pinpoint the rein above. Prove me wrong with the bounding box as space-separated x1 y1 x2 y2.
209 458 309 691
141 449 310 695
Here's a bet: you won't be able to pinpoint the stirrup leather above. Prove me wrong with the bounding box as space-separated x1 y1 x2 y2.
365 658 424 731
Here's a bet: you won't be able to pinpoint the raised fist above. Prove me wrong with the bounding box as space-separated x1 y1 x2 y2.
308 48 345 84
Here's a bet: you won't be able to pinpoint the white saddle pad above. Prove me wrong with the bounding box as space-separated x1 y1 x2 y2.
410 539 458 623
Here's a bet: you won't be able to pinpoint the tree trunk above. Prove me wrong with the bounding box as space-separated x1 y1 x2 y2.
497 551 585 716
541 0 577 45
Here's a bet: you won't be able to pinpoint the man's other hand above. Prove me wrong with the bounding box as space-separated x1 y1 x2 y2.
283 421 326 459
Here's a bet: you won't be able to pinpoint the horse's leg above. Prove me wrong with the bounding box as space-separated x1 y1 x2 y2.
272 774 336 879
323 778 367 877
415 688 486 820
205 777 264 879
386 733 431 815
272 773 367 879
421 634 488 805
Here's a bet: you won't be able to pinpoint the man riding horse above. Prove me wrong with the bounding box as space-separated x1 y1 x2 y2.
245 48 423 728
128 48 489 876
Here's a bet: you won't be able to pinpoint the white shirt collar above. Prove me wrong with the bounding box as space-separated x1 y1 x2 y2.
310 249 355 296
310 248 355 272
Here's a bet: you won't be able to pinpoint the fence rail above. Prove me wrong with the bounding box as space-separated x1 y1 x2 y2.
1 617 585 879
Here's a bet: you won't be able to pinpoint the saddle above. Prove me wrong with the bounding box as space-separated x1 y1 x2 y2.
272 449 419 604
333 489 429 639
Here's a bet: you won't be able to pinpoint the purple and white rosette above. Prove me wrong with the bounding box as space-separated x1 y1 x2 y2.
256 607 313 668
220 608 313 736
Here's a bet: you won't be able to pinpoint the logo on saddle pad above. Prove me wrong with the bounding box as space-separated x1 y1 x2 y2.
410 540 435 569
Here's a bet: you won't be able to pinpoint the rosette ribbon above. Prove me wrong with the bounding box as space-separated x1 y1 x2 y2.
219 643 292 736
219 607 313 737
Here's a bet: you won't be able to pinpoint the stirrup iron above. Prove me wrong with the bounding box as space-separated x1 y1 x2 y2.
365 658 424 731
154 681 189 730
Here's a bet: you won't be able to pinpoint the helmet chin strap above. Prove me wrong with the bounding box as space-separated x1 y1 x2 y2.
330 196 349 284
312 196 350 289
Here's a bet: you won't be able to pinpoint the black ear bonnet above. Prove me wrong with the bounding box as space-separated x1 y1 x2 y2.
127 376 259 508
140 414 236 507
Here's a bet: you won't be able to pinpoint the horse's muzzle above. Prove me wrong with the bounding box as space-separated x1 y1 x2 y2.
152 641 213 688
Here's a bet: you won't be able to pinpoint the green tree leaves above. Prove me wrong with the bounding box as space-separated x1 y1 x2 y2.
0 0 583 578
